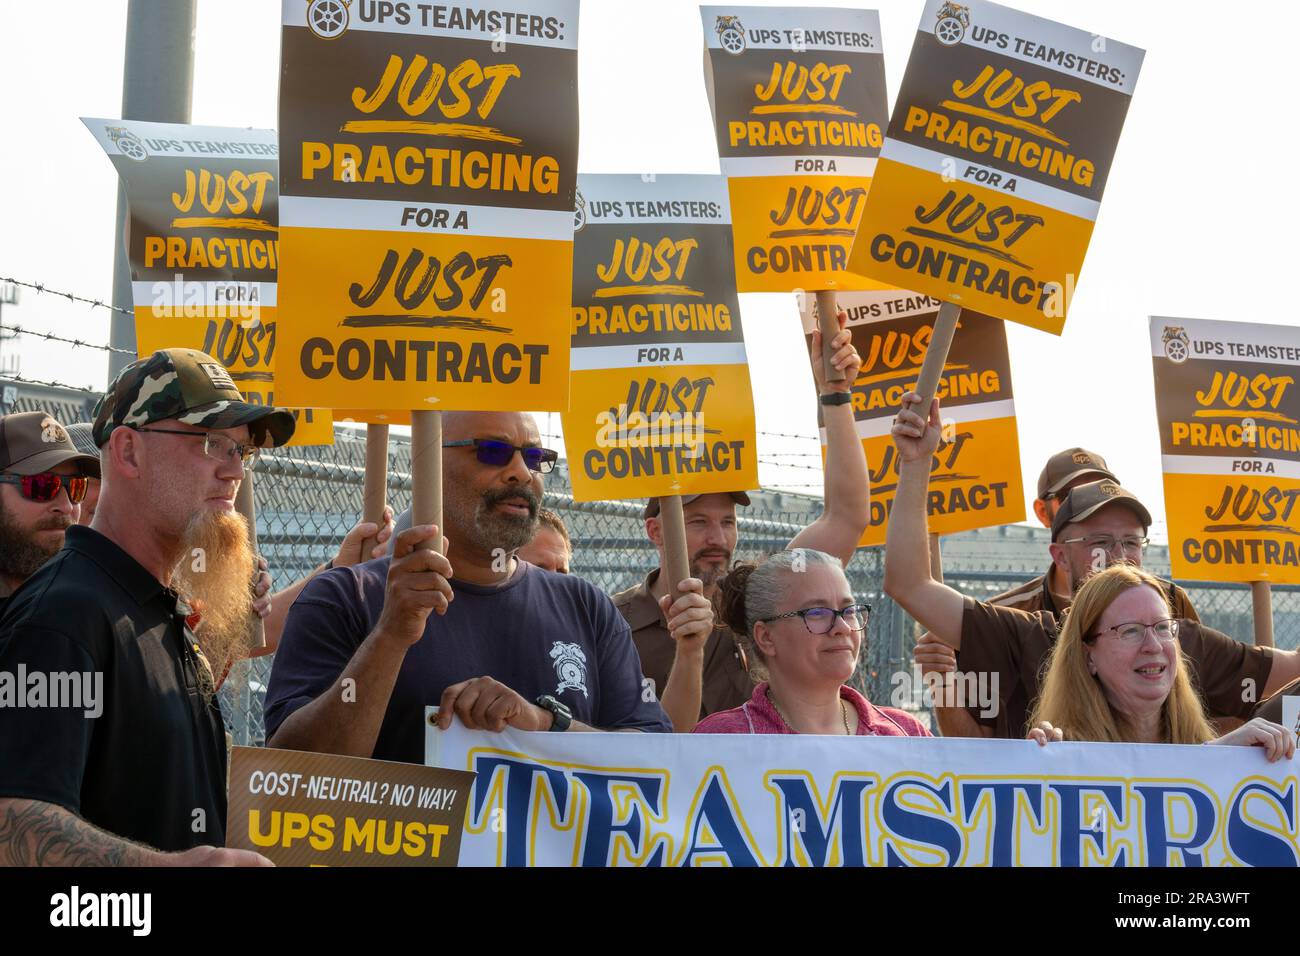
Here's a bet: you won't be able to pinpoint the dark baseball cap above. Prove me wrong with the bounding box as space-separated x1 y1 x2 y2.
64 422 100 460
1037 447 1117 500
642 491 751 520
92 348 296 448
0 412 101 479
1051 479 1153 541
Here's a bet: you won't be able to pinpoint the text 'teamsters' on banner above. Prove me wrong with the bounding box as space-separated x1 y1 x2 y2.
563 175 757 501
276 0 578 411
846 0 1143 334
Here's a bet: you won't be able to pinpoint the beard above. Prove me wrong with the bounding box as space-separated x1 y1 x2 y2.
170 510 256 698
690 548 732 588
448 482 541 557
0 502 69 583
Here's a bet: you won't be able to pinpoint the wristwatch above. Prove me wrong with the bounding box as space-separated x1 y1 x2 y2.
535 694 572 732
819 391 852 406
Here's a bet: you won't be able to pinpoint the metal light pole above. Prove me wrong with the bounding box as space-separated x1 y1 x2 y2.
107 0 197 384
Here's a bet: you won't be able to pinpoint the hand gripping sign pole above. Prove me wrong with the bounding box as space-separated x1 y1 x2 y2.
360 424 390 557
410 411 443 555
234 471 265 649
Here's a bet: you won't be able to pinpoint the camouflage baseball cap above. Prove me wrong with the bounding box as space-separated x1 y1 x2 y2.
92 349 296 448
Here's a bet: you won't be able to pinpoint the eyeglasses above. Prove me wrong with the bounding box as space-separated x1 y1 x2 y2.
761 604 872 635
1092 619 1179 645
132 427 261 468
0 473 89 504
1059 534 1149 555
442 439 558 474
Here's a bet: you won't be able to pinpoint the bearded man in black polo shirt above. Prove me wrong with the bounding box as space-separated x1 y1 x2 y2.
0 349 292 865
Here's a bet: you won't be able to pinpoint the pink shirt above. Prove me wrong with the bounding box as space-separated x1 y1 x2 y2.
693 682 932 736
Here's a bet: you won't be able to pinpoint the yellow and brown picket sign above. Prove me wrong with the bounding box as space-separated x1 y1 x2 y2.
1150 317 1300 585
226 746 474 867
701 6 888 293
800 290 1024 546
563 175 757 501
82 118 332 446
275 0 578 412
846 0 1144 334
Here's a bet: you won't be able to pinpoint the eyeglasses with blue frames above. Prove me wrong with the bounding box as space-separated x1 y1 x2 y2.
760 604 872 635
442 438 558 474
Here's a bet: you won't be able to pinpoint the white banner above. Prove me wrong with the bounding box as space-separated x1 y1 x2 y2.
426 713 1300 867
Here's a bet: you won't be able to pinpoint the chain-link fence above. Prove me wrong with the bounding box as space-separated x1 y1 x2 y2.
224 426 1300 745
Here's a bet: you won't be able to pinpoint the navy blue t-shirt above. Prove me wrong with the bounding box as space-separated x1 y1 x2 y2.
265 559 671 763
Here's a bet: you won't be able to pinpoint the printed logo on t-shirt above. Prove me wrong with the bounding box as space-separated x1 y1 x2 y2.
549 642 588 698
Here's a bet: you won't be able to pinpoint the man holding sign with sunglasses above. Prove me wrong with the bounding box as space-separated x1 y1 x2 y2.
0 348 292 865
0 412 99 612
266 411 672 766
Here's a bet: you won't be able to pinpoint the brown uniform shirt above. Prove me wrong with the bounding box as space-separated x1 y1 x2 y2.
611 569 752 721
957 578 1270 738
1254 677 1300 728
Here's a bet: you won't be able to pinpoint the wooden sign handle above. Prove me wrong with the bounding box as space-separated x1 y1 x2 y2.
360 423 390 558
235 470 266 649
410 410 443 554
814 290 846 389
1252 581 1275 648
659 495 692 591
914 300 961 411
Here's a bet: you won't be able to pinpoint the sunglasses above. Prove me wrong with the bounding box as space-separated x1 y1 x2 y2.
0 472 89 504
442 439 558 474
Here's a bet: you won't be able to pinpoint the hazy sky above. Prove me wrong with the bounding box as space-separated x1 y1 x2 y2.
1 0 1293 542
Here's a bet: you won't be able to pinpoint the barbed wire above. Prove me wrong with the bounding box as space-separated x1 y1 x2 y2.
0 276 134 319
0 371 101 395
0 322 134 356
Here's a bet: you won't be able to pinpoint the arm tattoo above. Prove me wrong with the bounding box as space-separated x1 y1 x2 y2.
0 799 155 866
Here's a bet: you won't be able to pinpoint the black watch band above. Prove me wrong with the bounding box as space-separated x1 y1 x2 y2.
535 694 572 732
819 391 852 406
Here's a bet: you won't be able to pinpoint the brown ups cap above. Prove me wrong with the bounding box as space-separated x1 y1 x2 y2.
643 492 751 520
1051 479 1153 541
1037 447 1117 500
0 412 101 479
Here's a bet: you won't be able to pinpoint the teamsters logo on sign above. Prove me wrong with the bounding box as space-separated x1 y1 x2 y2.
307 0 351 38
934 2 971 46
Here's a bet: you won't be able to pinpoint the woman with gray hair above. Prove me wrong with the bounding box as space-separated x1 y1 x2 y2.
694 549 930 736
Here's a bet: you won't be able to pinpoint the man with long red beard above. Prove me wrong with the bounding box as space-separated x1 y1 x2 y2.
0 349 292 865
0 412 99 611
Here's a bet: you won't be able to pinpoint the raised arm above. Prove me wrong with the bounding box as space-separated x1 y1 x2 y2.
882 393 966 649
789 308 871 566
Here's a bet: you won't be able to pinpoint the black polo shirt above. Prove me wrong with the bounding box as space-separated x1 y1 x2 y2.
0 525 228 852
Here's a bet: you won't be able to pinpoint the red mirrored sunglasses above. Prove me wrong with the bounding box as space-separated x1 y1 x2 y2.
0 472 89 504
